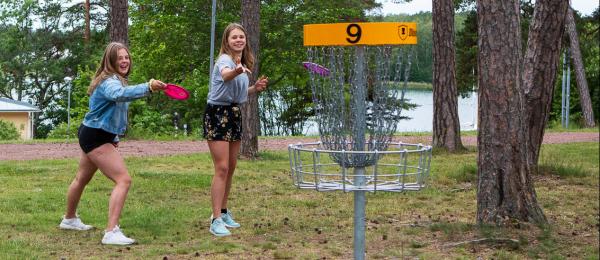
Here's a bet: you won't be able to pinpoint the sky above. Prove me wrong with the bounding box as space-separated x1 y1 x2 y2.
375 0 599 16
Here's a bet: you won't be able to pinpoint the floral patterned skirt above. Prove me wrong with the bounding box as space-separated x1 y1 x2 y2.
203 103 242 142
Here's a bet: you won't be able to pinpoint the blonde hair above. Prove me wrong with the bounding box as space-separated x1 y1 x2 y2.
219 23 255 71
88 42 131 95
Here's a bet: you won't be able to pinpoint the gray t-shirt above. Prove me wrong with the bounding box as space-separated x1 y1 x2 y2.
207 54 249 105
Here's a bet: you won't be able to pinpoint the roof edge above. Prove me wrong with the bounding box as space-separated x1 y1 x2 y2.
0 97 41 112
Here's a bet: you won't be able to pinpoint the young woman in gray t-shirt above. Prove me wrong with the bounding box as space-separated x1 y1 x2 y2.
203 23 268 237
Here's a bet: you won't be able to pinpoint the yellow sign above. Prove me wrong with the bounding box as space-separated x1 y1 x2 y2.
303 22 417 46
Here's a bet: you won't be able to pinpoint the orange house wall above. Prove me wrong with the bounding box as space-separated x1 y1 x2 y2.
0 112 31 139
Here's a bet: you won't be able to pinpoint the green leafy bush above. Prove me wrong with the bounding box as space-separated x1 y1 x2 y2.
127 107 176 139
0 119 20 140
47 119 82 139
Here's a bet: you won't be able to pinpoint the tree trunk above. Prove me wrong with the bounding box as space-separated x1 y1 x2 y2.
432 0 464 152
476 0 546 225
565 7 596 128
240 0 260 159
84 0 90 44
522 0 569 169
109 0 128 45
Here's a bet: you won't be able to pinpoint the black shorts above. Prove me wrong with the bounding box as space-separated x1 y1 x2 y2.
202 103 242 142
78 124 118 153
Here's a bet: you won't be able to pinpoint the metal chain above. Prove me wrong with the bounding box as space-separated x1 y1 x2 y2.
306 46 412 167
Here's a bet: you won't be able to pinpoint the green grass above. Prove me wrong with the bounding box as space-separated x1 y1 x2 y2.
0 142 597 259
546 121 600 133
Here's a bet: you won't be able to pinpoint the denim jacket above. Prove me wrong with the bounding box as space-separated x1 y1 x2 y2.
82 75 151 135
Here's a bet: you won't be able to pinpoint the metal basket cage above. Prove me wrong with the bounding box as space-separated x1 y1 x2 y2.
289 141 432 192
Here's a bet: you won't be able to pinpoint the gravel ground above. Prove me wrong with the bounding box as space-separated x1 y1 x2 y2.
0 132 597 161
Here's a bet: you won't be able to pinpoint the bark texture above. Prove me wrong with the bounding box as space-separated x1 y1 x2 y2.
565 7 596 128
476 0 546 225
522 0 569 169
432 0 464 152
109 0 128 45
84 0 90 44
240 0 260 158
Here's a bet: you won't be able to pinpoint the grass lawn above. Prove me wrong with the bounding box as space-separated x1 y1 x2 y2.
0 142 597 259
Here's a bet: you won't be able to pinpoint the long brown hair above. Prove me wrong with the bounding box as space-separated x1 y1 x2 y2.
88 42 131 95
219 23 255 71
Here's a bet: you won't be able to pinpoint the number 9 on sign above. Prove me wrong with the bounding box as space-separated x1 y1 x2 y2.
346 24 362 44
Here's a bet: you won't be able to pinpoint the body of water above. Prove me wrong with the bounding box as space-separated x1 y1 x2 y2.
302 89 478 135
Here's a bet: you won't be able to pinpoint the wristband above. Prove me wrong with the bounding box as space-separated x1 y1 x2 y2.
148 79 155 92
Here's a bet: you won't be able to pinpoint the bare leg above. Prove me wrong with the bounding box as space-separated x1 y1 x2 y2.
65 152 99 218
221 141 240 210
86 143 132 231
208 141 230 219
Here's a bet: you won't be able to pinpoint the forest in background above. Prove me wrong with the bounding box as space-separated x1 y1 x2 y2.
0 0 597 138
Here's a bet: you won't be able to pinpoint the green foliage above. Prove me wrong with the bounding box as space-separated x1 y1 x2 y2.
127 106 176 138
128 0 381 137
0 0 108 138
46 62 100 139
0 119 19 140
46 120 82 139
378 12 433 83
584 9 600 122
455 11 477 95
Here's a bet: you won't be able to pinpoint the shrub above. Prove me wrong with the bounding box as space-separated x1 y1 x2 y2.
128 108 176 139
0 119 20 140
47 119 82 139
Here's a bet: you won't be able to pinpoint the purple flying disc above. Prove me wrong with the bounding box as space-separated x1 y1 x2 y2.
302 62 330 77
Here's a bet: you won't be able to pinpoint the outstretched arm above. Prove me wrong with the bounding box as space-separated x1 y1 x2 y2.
221 56 251 82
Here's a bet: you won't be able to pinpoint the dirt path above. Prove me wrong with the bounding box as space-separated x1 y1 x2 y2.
0 132 597 161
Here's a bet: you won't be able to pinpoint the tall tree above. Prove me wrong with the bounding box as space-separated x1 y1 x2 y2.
565 7 595 128
432 0 464 152
84 0 90 44
522 1 570 169
476 0 568 225
109 0 128 45
240 0 261 158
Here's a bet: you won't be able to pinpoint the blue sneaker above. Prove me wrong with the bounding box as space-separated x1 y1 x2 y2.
221 211 241 228
209 217 231 237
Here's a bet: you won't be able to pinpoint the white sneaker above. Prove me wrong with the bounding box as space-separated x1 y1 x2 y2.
101 225 136 245
59 215 94 230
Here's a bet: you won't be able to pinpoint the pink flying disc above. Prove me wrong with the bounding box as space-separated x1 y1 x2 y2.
164 84 189 100
302 62 330 77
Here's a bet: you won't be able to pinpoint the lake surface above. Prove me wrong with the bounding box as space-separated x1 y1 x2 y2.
302 89 478 135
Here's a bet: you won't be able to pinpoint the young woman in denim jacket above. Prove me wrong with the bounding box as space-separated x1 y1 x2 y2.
59 42 166 245
204 23 268 236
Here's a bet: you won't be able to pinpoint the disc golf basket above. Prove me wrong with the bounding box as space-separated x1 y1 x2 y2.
289 22 432 260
